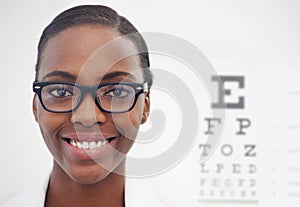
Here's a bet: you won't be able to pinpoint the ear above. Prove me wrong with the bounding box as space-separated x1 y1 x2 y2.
141 90 150 124
32 94 38 122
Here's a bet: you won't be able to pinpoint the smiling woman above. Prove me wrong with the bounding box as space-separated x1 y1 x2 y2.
2 5 172 207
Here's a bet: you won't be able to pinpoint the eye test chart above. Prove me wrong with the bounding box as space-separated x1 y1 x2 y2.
194 72 300 207
133 1 300 206
138 68 300 207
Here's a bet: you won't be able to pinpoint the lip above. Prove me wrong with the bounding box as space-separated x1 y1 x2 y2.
60 132 119 160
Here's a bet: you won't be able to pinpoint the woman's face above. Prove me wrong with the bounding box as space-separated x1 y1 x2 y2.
33 25 150 185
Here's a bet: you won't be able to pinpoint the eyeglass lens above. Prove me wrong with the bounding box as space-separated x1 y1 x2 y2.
41 83 136 112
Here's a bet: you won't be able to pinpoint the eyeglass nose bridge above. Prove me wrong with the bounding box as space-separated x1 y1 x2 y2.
73 85 104 112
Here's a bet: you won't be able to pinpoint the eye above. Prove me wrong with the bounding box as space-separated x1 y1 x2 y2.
104 86 131 98
48 87 73 98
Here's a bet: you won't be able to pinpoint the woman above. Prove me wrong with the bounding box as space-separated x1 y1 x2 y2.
4 5 170 207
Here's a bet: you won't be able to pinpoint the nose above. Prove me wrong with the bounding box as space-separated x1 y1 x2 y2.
71 94 106 127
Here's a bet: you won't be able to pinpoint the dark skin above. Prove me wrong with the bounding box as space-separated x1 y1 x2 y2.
33 25 150 207
45 163 125 207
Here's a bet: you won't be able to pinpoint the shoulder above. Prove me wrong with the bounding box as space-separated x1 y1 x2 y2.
125 178 180 207
2 174 49 207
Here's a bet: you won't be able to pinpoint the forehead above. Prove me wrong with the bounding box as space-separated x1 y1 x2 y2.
39 25 143 83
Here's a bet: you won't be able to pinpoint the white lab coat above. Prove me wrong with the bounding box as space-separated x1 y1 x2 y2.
2 173 170 207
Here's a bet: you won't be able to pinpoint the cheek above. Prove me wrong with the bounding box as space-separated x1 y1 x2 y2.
111 110 141 154
131 95 145 122
36 103 67 150
114 97 144 139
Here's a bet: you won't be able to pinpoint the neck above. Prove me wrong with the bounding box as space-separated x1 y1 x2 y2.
45 161 125 207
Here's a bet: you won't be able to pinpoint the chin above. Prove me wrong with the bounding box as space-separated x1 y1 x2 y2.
69 167 111 186
55 153 126 185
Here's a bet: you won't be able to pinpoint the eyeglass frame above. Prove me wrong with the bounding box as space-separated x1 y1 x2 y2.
33 81 149 114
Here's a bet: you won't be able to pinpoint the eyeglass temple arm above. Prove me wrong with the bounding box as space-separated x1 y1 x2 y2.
143 82 149 93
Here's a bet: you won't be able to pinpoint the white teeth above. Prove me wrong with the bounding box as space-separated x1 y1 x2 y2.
82 142 89 149
96 141 103 148
89 141 96 149
69 139 110 149
77 142 82 149
70 140 76 147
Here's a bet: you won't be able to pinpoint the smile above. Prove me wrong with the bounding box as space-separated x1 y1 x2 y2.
62 137 117 150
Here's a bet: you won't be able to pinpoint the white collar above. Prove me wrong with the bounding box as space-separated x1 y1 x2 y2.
125 178 166 207
2 173 166 207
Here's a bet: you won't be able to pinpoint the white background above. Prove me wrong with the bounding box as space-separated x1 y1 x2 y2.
1 0 300 206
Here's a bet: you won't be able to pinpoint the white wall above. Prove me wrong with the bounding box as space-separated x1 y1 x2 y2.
1 0 300 206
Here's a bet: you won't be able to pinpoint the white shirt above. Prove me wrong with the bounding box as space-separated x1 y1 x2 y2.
2 174 170 207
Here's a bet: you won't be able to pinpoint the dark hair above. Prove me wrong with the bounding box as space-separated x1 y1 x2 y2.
35 5 153 87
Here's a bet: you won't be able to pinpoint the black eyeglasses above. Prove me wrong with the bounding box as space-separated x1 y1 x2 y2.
33 81 148 113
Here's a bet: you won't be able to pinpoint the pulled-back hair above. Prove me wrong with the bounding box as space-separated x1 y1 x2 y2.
35 5 153 87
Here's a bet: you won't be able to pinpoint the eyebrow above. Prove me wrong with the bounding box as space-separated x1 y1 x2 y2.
41 70 137 82
42 71 76 81
101 71 137 81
